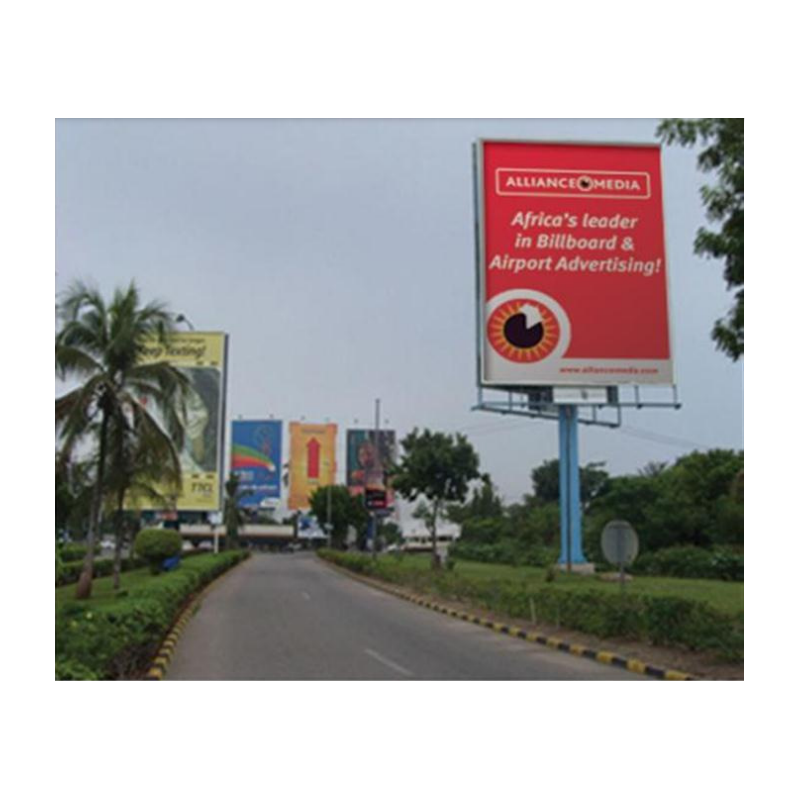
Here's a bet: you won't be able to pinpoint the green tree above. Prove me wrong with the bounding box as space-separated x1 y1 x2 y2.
56 455 94 540
448 474 503 523
585 449 744 555
657 118 744 360
530 459 609 509
55 280 190 599
392 429 480 568
223 472 253 550
103 411 182 588
308 485 368 548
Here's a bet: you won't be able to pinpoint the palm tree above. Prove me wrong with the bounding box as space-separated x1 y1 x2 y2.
223 472 253 550
103 410 182 589
56 280 190 599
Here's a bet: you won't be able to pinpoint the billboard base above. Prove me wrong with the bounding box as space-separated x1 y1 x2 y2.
473 384 681 570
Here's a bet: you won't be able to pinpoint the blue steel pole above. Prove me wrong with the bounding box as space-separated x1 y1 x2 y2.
558 406 570 569
567 406 586 564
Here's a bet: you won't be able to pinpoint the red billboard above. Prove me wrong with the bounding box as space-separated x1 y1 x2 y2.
476 140 673 387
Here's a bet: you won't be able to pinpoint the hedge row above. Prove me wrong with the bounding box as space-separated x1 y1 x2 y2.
449 540 558 568
56 556 147 587
55 551 249 680
626 545 743 582
318 550 743 662
57 544 99 562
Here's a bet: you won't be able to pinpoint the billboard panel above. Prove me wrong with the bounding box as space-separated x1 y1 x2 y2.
346 429 396 501
231 420 282 507
128 331 227 511
288 422 337 510
476 140 673 387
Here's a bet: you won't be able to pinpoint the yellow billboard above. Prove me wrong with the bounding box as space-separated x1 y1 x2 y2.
288 422 337 510
127 331 227 512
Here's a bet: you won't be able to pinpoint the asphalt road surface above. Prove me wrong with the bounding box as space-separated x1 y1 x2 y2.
166 553 649 680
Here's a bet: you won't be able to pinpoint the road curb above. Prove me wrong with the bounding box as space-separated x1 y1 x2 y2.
321 557 694 681
144 555 250 681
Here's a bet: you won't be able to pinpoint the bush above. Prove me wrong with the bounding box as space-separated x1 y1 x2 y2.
56 556 147 587
55 658 100 681
134 528 183 574
629 546 743 581
56 551 249 679
449 540 557 568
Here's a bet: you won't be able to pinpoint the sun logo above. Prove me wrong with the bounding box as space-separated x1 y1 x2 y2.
487 298 560 363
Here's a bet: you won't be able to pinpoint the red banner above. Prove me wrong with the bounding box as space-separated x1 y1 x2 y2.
477 140 673 386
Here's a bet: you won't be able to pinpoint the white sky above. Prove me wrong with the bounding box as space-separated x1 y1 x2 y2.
55 118 744 507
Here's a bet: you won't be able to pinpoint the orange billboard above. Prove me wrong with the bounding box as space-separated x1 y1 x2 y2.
288 422 337 510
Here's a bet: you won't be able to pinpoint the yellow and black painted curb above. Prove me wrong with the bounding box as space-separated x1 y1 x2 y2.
321 558 694 681
145 555 249 681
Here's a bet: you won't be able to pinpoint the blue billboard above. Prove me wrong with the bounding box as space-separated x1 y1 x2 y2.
230 420 282 506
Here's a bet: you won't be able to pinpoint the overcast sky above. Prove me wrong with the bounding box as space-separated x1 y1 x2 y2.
55 118 743 508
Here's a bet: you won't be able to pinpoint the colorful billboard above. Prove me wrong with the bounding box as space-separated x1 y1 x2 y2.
475 140 673 386
128 331 227 511
231 420 282 507
288 422 337 510
346 429 396 502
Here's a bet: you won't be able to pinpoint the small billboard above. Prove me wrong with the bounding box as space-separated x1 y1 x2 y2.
231 420 282 507
346 429 396 501
288 422 337 510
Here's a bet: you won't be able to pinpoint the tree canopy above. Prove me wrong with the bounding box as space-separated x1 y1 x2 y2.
55 280 189 598
657 118 744 360
309 484 368 549
392 429 480 567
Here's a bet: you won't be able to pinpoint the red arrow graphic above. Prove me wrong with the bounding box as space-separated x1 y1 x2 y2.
307 438 321 479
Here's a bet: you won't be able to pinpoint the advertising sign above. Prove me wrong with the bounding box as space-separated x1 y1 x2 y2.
476 140 673 387
346 429 396 501
231 420 282 507
128 331 227 511
288 422 337 510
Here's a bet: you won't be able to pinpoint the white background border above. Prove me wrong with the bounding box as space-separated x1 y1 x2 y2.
5 1 773 798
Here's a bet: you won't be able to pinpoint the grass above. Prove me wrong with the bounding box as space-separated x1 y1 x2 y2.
384 554 744 616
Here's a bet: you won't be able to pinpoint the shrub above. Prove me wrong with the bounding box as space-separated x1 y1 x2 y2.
56 551 249 679
629 546 743 581
56 556 147 586
449 540 556 568
134 528 183 574
59 544 89 562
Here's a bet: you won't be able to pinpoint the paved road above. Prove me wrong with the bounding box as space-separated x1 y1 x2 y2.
167 553 648 680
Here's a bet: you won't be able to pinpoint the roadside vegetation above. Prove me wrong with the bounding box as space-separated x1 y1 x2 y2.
56 280 190 599
445 449 743 582
56 551 249 680
318 550 743 662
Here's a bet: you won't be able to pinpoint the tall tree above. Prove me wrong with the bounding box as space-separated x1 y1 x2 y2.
657 118 744 360
103 411 182 588
56 280 190 599
308 485 368 549
392 429 480 568
530 459 608 510
222 472 253 550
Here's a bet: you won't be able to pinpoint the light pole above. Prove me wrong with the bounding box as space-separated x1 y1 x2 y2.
326 484 333 547
176 313 195 331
